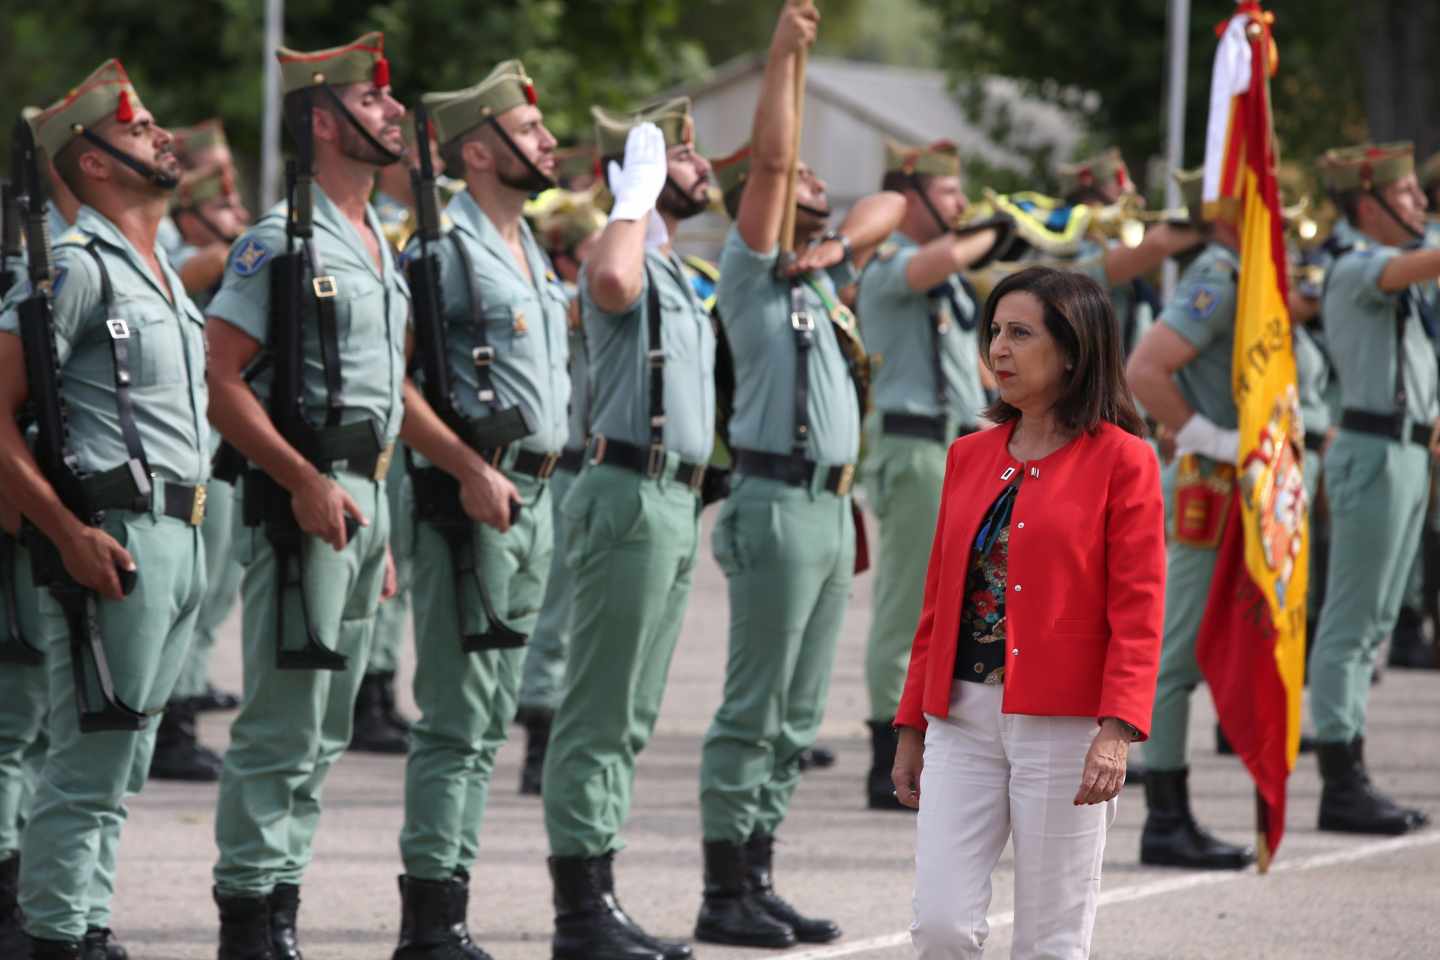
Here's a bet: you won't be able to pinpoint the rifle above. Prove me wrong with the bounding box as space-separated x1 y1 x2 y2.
11 115 145 730
406 100 525 651
243 86 365 670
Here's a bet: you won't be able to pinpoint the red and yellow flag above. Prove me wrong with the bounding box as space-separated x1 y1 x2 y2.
1194 0 1309 870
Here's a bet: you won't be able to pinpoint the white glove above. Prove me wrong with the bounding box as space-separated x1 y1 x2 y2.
1175 413 1240 464
607 122 668 223
644 209 669 250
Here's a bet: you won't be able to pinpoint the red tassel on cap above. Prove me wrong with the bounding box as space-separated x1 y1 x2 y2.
115 89 135 124
524 82 537 106
373 56 390 87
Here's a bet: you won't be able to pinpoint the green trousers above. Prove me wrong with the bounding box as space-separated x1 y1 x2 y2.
173 478 242 700
399 472 552 880
543 462 700 857
861 428 946 723
21 508 204 940
213 472 388 895
518 467 578 713
368 447 413 675
700 474 854 842
1311 432 1429 743
0 538 45 857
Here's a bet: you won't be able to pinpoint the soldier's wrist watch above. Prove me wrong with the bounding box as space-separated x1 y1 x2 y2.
820 230 852 266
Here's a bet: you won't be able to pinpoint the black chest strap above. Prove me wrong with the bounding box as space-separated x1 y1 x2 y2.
449 232 500 407
789 279 814 458
645 264 666 461
81 240 152 495
303 240 343 427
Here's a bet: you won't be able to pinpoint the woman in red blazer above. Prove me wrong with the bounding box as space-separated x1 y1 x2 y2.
894 267 1165 959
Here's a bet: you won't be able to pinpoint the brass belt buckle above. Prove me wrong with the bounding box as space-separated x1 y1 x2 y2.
836 463 856 496
190 484 208 526
538 451 560 480
312 276 338 299
373 443 395 482
646 443 666 479
688 464 706 492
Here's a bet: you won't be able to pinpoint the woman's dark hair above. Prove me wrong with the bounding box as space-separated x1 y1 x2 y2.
978 265 1146 437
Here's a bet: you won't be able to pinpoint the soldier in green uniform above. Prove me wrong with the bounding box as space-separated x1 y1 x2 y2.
0 62 210 959
1125 202 1259 870
540 100 716 960
146 163 252 784
696 2 904 948
1305 143 1435 834
856 139 1001 811
392 61 569 958
205 34 518 958
515 187 605 796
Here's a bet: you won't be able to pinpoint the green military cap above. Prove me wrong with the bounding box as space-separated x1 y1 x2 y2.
529 187 607 253
423 60 539 147
31 59 146 160
1318 142 1413 193
1057 147 1133 197
276 31 391 96
1173 167 1205 221
554 145 598 185
884 138 961 179
173 118 228 159
173 163 236 210
592 97 695 159
713 142 751 202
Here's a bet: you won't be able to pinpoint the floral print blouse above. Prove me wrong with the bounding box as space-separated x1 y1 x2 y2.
954 483 1018 685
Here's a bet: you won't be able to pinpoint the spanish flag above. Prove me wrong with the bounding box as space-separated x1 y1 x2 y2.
1193 0 1309 869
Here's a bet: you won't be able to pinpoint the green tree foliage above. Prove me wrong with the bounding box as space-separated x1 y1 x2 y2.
917 0 1371 193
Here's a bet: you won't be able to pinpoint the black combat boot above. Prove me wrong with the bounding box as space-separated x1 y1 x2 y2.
1 853 26 958
1317 740 1429 835
865 721 909 811
549 854 678 960
1388 607 1438 669
516 707 553 796
393 875 491 959
446 869 491 959
29 937 81 958
1140 768 1255 869
267 884 302 960
1216 723 1316 755
81 927 128 959
193 683 242 712
1124 760 1148 786
351 674 409 754
743 833 841 944
694 840 795 949
149 699 223 782
215 888 276 960
376 671 412 735
797 744 835 771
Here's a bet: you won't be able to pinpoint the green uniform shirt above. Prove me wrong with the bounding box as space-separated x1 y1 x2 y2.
858 232 984 427
409 190 570 453
207 186 410 446
0 206 209 483
579 248 715 462
1160 242 1240 429
1295 324 1332 435
1323 243 1439 425
716 226 861 464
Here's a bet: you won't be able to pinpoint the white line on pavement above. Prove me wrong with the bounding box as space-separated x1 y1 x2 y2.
784 830 1440 959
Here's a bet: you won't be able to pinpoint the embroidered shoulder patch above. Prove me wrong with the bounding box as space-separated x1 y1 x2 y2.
231 236 272 277
1188 285 1220 320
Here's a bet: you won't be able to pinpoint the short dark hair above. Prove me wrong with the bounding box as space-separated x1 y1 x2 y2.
882 170 931 194
281 88 342 150
978 266 1145 437
1329 188 1363 226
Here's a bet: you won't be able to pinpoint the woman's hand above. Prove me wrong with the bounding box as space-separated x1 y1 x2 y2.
1074 718 1130 805
892 725 925 809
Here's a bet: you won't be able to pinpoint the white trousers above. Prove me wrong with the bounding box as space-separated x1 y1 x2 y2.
911 683 1117 960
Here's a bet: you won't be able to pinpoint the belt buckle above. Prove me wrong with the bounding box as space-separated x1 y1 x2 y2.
646 443 666 479
106 318 130 340
836 463 856 496
190 484 208 526
372 443 395 482
790 310 815 333
538 451 560 480
589 434 608 467
688 464 706 492
312 276 338 299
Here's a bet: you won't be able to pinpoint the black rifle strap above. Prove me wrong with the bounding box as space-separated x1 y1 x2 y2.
789 279 813 458
1395 288 1412 413
82 240 152 496
925 285 952 415
645 264 666 459
303 240 344 427
448 232 500 406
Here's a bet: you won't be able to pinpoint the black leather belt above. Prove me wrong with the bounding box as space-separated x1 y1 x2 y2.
733 447 856 495
589 436 707 492
1339 409 1431 447
556 446 585 474
509 448 563 480
1304 432 1325 453
881 412 946 443
160 482 208 526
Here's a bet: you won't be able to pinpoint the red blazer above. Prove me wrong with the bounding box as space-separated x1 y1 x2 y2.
895 420 1165 737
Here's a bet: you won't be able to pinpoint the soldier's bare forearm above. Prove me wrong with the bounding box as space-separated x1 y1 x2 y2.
1378 247 1440 292
397 379 490 482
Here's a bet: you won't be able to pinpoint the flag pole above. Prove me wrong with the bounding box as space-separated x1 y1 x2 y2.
779 0 812 255
259 0 285 208
1256 789 1272 874
1162 0 1191 300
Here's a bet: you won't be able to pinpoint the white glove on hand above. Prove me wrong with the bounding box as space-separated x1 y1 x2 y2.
1175 413 1240 464
644 209 669 250
607 122 668 223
